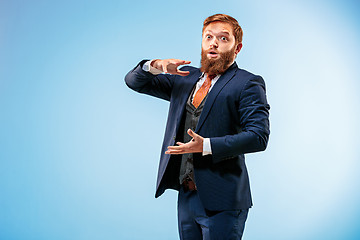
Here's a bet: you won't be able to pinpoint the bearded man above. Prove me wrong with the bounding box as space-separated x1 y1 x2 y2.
125 13 270 239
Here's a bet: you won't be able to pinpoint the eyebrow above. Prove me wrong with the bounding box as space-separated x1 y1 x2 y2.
204 30 230 36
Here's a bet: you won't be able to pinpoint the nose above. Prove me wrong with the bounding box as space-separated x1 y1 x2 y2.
209 38 218 48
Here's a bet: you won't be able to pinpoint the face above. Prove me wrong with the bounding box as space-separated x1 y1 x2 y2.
201 21 242 75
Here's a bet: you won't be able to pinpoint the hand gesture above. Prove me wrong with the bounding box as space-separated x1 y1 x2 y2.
165 129 203 155
152 59 191 76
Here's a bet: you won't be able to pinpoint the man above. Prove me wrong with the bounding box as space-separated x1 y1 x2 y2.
125 14 270 239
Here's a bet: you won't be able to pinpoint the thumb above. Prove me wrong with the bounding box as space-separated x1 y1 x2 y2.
187 129 197 138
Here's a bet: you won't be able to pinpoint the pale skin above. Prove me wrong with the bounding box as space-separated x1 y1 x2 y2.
151 22 243 155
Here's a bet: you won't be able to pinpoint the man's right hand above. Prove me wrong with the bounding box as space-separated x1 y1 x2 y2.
151 59 191 76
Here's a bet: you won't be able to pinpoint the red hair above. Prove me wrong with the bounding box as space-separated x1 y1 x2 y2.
202 14 243 44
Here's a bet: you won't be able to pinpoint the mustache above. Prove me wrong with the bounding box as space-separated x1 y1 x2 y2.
205 49 218 54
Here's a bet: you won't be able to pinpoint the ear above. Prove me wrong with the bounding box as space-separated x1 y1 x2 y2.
235 43 243 55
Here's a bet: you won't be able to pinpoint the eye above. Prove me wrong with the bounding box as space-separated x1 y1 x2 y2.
220 36 228 41
206 35 212 39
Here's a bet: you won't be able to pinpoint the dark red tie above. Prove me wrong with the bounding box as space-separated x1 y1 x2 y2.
192 74 215 108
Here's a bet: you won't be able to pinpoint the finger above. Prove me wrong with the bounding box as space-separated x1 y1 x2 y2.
165 149 184 154
176 142 185 146
167 145 184 150
163 62 168 73
176 70 190 76
175 60 191 66
166 148 196 154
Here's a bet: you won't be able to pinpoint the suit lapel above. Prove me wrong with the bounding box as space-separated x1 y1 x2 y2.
196 62 238 132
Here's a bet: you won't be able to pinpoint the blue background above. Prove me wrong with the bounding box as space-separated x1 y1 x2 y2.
1 0 359 239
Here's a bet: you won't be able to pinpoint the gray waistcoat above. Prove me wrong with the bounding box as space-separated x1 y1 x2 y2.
178 88 208 184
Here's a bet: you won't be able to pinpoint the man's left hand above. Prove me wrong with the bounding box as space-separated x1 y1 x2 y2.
165 129 203 154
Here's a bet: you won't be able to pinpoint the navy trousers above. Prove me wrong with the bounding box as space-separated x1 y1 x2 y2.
177 186 249 240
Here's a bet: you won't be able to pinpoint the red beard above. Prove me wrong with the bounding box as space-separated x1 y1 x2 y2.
200 46 236 75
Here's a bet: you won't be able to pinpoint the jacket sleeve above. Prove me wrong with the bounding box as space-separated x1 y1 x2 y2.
124 60 177 101
210 76 270 163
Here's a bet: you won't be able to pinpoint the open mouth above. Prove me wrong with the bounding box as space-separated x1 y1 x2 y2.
207 50 218 58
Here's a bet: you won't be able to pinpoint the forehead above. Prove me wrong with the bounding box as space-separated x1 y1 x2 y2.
203 21 234 36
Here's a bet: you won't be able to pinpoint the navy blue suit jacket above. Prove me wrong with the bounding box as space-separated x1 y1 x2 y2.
125 60 270 211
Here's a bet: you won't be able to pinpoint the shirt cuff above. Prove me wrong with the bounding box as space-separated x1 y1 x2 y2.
142 60 163 75
202 138 212 156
